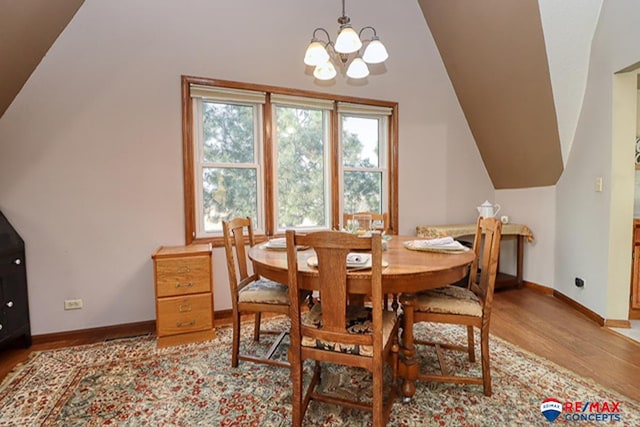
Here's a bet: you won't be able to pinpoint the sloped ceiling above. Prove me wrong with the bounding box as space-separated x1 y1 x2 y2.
0 0 84 118
2 0 566 190
419 0 564 189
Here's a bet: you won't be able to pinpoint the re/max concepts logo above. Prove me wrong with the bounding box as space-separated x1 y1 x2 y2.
540 398 622 423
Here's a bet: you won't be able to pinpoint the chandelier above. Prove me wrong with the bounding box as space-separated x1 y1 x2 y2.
303 0 389 81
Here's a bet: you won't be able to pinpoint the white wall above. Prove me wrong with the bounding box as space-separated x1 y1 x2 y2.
538 0 603 166
556 0 640 319
495 187 556 288
0 0 492 334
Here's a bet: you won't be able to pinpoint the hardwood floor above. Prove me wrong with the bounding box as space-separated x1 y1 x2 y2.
1 288 639 401
491 288 640 401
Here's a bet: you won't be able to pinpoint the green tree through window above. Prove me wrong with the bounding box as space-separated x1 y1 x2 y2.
184 77 397 242
201 102 259 231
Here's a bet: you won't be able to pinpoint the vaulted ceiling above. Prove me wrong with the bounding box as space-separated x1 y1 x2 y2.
0 0 592 190
0 0 84 118
419 0 563 188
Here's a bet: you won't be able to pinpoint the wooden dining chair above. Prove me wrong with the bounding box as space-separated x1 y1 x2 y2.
400 216 502 396
222 217 290 368
285 230 399 427
344 211 397 311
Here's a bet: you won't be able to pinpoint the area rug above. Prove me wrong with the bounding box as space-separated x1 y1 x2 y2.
1 318 638 426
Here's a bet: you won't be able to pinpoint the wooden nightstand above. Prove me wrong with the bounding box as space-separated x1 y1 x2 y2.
152 244 215 347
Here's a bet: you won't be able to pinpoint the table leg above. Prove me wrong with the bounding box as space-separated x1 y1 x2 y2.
398 293 418 402
516 235 524 287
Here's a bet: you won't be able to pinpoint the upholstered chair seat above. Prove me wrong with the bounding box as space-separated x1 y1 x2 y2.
238 278 289 305
414 285 482 317
301 304 398 357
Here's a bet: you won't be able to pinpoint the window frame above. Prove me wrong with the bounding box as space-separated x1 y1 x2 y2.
271 99 333 233
339 112 389 223
181 75 399 246
193 99 265 237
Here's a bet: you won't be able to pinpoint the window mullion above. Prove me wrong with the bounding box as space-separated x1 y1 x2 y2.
331 106 340 230
263 96 274 237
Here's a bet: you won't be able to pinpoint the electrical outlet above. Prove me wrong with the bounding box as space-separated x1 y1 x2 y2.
64 299 83 310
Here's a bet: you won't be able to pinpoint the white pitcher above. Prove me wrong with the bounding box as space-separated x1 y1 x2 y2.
477 200 501 218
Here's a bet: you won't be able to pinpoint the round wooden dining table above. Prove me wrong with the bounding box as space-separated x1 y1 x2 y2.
248 235 475 400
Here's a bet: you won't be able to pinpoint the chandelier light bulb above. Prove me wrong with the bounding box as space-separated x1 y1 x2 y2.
313 60 337 80
362 38 388 64
346 57 369 79
334 26 362 54
304 41 330 66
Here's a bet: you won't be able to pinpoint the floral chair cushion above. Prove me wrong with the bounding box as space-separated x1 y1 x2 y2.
414 285 483 317
300 304 397 357
238 278 289 305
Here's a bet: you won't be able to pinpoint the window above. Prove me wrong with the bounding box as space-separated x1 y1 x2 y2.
189 85 265 237
272 95 335 232
182 77 398 245
339 103 391 216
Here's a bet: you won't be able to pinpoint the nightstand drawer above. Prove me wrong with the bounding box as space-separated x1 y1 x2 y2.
156 294 213 336
155 255 211 297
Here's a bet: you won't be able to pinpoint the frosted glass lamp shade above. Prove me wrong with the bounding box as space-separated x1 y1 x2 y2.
335 26 362 54
304 41 330 66
313 61 337 80
346 57 369 79
362 38 388 64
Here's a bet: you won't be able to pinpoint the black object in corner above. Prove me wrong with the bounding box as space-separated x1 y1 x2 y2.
0 211 31 349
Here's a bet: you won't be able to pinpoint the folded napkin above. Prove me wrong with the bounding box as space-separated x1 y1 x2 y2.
414 236 455 248
408 237 467 251
266 237 286 248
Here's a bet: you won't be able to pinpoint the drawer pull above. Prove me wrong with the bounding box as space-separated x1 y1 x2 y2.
14 258 21 265
178 303 192 313
6 301 13 308
175 282 193 288
176 320 195 328
176 265 191 273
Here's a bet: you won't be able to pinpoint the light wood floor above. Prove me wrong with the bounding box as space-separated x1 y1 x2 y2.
1 288 639 401
491 288 640 401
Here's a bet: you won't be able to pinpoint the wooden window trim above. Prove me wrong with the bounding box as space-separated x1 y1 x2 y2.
181 75 399 247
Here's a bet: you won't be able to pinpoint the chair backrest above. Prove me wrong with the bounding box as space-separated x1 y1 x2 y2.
222 217 256 296
286 230 384 349
343 211 389 232
468 216 502 316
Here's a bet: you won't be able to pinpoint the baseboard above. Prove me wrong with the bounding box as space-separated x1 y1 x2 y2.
30 310 243 345
604 319 632 328
523 280 553 295
551 290 606 326
523 281 606 326
32 320 156 346
28 287 630 344
215 309 232 323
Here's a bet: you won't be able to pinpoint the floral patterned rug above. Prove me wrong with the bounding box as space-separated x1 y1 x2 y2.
0 318 637 426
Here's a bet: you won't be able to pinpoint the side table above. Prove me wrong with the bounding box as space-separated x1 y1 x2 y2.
416 222 534 290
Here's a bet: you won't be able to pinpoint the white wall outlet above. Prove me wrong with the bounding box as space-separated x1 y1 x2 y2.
64 299 83 310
